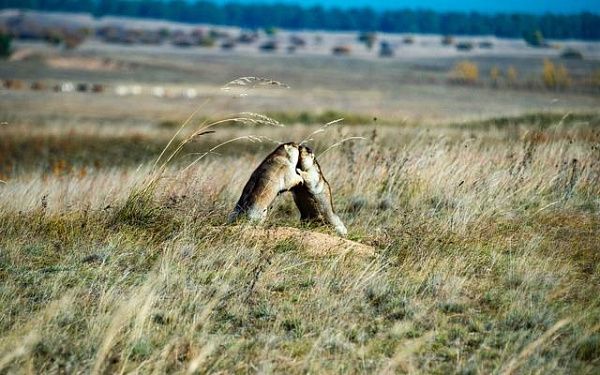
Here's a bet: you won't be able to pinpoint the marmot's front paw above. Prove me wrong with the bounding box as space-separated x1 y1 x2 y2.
296 169 309 181
293 173 305 186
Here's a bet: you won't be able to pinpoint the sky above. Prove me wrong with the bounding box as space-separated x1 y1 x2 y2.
214 0 600 14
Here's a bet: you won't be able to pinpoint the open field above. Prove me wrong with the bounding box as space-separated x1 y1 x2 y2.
0 38 598 129
0 36 599 373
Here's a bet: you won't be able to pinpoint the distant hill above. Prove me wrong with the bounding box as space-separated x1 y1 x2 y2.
0 0 599 40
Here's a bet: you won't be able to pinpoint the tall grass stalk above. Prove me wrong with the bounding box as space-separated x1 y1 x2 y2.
180 135 263 174
318 136 367 157
141 79 289 195
300 117 345 145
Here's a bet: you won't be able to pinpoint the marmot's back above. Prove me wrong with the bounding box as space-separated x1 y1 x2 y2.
230 143 302 222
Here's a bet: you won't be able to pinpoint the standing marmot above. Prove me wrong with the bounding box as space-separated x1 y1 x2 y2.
291 145 347 236
229 142 304 223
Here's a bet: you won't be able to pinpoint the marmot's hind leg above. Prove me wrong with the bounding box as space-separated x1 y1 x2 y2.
246 206 268 223
327 212 347 236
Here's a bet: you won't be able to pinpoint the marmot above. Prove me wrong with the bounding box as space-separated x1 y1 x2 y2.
291 145 347 236
229 142 304 223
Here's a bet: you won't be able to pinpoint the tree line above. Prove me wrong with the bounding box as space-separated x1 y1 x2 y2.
1 0 599 40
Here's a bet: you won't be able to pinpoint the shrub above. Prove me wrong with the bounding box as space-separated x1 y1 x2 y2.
542 59 571 90
197 36 215 47
158 28 170 38
0 30 11 58
561 48 583 60
358 32 377 50
456 41 474 51
63 33 85 50
592 69 600 89
259 40 278 51
450 60 479 85
490 66 501 87
379 41 394 57
44 28 63 46
264 26 277 36
506 65 519 86
221 39 236 50
332 45 351 56
441 35 454 46
523 30 547 47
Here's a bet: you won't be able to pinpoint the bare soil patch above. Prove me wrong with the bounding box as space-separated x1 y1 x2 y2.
213 226 376 257
45 56 122 71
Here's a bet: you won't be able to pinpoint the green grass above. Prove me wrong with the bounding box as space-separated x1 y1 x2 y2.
158 110 381 129
0 206 597 373
455 112 600 130
266 110 380 126
0 111 599 373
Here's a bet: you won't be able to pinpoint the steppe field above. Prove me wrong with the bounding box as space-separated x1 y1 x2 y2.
0 33 599 374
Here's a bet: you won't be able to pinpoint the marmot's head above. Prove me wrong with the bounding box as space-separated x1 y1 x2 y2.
297 144 315 170
281 142 300 163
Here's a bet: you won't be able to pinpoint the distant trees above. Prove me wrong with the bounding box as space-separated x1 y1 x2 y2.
0 1 599 40
0 0 95 12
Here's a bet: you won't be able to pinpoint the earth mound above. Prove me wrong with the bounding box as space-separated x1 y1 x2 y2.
210 226 376 257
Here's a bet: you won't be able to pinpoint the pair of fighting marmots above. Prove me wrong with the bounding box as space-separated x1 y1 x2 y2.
229 142 347 236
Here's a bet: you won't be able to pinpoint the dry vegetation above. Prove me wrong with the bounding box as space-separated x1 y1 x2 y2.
0 99 599 373
1 32 600 373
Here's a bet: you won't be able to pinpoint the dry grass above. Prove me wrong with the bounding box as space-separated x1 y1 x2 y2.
0 107 599 373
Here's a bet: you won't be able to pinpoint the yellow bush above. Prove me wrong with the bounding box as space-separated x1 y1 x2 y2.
506 66 518 86
593 69 600 88
542 59 571 89
490 66 501 87
451 60 479 84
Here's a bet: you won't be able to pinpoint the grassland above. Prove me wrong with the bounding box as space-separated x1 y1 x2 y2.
1 108 599 373
0 41 599 373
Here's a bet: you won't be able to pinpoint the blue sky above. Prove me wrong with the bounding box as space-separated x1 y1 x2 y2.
215 0 600 14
